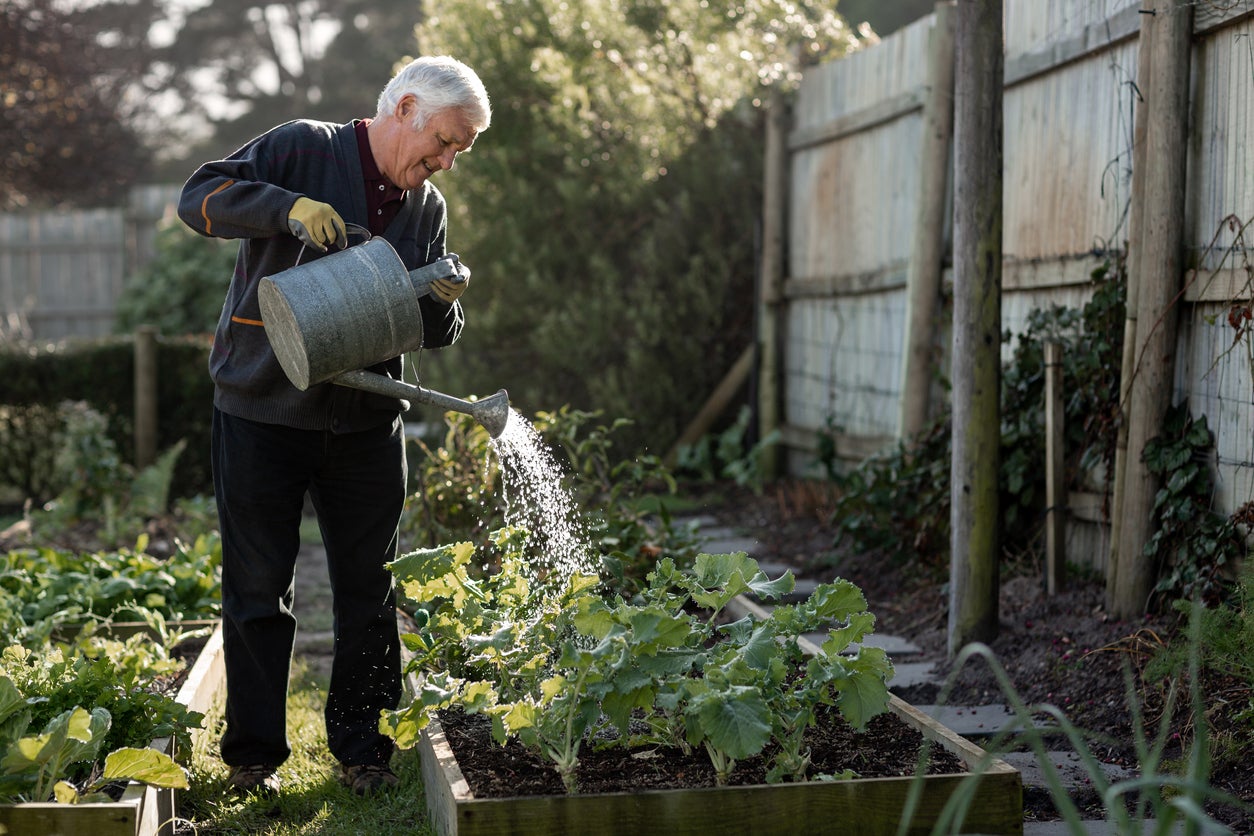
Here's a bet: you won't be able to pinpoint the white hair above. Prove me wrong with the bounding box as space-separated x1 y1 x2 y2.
375 56 491 132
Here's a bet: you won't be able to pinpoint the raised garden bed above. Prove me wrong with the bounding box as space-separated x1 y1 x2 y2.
414 690 1022 835
406 588 1022 836
0 620 225 836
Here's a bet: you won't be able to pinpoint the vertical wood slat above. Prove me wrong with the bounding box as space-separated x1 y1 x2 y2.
1044 341 1067 594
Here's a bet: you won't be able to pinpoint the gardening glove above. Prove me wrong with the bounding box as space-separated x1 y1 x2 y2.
287 197 347 252
430 260 471 304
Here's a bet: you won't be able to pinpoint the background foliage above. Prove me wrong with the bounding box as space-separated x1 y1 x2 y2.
410 0 862 455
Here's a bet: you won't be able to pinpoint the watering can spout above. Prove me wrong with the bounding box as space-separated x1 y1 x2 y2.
333 370 511 438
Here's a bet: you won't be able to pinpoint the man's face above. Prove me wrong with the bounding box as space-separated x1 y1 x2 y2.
387 96 478 190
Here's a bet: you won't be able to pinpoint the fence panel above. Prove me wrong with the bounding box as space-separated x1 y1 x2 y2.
779 0 1254 562
0 185 181 343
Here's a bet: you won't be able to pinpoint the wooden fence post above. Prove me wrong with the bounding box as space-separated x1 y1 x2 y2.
948 0 1003 657
1108 0 1193 618
1106 0 1158 612
899 1 956 440
134 325 158 469
1044 341 1066 595
757 88 790 480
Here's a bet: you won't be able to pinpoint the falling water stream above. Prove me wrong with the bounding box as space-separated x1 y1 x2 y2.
488 409 599 583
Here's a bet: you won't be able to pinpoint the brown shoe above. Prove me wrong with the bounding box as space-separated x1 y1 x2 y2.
339 763 400 796
227 764 281 795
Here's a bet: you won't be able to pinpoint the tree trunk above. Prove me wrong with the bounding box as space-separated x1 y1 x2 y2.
948 0 1003 657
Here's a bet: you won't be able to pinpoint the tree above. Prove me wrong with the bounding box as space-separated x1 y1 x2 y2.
156 0 424 166
411 0 863 454
0 0 159 208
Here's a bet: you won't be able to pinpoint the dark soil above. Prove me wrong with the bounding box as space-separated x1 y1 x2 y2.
439 705 966 797
697 481 1254 832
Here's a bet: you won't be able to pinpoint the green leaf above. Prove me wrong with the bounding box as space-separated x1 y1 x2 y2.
53 780 79 803
690 685 772 760
627 607 691 648
832 652 892 730
102 747 189 789
746 570 795 601
0 676 26 725
804 580 869 623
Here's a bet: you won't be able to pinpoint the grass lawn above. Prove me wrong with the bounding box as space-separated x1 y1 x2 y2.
179 658 435 836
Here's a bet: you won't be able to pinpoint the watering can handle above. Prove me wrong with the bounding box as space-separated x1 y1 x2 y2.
293 223 372 267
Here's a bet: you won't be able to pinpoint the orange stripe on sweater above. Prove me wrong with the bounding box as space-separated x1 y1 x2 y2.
200 180 235 234
231 315 264 327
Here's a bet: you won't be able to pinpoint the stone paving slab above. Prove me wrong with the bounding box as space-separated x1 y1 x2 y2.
915 703 1053 736
701 534 764 555
803 631 924 657
887 660 940 690
998 750 1134 791
1023 819 1183 835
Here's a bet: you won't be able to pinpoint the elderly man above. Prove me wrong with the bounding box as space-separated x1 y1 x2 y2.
178 56 490 797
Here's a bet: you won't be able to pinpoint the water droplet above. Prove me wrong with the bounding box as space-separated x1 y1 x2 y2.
489 410 597 585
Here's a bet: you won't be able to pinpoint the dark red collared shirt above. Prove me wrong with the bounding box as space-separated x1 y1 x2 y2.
355 118 405 237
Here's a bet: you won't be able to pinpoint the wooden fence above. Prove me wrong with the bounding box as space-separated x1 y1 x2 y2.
763 0 1254 570
0 185 181 342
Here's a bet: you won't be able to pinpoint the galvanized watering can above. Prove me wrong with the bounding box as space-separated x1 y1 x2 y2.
257 232 511 438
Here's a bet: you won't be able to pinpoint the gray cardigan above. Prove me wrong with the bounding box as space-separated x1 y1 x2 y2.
178 119 462 432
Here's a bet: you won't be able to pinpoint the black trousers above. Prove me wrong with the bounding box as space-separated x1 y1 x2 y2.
212 407 405 768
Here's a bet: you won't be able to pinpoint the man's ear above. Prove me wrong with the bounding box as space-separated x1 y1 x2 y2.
396 94 418 123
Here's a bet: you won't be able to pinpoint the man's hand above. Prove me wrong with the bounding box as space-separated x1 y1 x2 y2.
430 262 470 304
287 197 346 252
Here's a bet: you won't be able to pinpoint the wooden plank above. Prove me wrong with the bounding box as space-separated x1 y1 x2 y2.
777 423 895 462
1001 254 1112 292
783 262 909 299
788 89 926 151
0 803 138 836
1194 0 1254 35
1005 4 1141 88
437 771 1021 836
1184 267 1254 303
900 1 957 439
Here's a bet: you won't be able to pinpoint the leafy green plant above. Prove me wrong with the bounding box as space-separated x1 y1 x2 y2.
0 632 204 803
0 403 64 503
0 700 188 804
1141 404 1245 608
675 405 782 494
826 261 1125 568
402 408 703 596
114 220 236 336
829 416 952 567
0 532 221 644
382 533 893 792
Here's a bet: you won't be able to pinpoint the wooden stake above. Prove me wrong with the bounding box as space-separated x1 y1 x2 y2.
1044 341 1066 595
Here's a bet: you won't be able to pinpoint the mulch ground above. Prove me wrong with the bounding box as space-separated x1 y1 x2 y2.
694 481 1253 831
